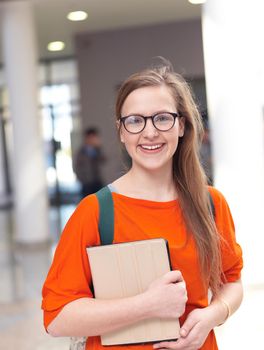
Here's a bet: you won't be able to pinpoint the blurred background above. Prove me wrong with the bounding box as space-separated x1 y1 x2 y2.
0 0 263 349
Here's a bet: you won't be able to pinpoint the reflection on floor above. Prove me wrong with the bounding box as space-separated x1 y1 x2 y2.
0 206 263 350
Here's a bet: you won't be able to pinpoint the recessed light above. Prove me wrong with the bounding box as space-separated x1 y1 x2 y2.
47 41 65 52
188 0 206 4
67 11 88 21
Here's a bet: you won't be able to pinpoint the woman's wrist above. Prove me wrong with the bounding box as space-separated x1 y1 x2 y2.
216 298 231 325
132 291 153 320
206 298 230 328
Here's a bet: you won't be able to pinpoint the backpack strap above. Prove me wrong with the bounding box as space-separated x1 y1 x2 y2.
208 191 216 219
95 186 114 245
95 186 215 246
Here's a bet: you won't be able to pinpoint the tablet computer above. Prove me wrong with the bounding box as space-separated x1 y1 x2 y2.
87 238 180 346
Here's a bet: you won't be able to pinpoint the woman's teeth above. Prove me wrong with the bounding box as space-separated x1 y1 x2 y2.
140 144 163 150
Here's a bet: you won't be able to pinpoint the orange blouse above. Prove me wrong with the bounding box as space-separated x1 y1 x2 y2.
42 186 243 350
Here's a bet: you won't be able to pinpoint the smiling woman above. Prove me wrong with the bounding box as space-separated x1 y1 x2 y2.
117 85 184 175
42 60 243 350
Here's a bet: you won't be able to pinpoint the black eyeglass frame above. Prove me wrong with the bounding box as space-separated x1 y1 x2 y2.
119 112 179 134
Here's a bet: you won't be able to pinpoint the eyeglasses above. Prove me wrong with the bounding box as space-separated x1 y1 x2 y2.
120 112 179 134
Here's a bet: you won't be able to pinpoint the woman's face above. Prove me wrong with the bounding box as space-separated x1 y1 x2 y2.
119 85 185 173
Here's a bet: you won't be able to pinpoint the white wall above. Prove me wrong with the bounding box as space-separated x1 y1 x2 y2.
202 0 264 286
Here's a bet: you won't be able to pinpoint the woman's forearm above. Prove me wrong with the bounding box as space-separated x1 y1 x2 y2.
47 293 150 337
47 270 187 337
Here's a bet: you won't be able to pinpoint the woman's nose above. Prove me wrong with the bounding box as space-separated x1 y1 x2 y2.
142 118 158 137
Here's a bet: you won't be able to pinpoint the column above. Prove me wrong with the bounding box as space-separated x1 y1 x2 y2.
0 113 7 200
0 0 49 243
0 73 6 200
202 0 264 284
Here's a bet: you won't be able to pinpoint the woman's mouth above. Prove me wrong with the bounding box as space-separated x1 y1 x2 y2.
138 143 165 153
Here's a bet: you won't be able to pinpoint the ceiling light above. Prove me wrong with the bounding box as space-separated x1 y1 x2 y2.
47 41 65 52
67 11 88 21
188 0 206 4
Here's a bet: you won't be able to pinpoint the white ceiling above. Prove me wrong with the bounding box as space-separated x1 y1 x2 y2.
32 0 201 59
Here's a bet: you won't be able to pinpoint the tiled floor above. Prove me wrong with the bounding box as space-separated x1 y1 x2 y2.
0 207 263 350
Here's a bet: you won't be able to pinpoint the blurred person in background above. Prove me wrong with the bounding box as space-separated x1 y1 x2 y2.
42 61 243 350
73 127 105 198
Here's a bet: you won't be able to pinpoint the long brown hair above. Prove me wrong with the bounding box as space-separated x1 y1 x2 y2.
116 61 222 295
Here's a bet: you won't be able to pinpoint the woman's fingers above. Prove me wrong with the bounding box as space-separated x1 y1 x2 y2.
163 270 184 284
145 270 187 319
179 313 197 338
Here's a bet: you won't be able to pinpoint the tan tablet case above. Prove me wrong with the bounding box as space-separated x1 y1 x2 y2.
86 238 180 346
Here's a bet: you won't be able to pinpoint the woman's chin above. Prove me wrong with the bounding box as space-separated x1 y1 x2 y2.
133 159 172 173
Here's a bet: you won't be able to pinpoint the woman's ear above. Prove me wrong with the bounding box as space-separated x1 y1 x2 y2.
116 120 125 143
179 117 185 137
120 130 125 143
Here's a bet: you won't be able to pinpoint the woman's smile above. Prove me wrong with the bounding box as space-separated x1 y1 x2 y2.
120 85 185 172
138 143 165 153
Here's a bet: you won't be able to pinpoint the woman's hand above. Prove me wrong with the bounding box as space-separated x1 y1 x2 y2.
153 305 220 350
143 270 188 319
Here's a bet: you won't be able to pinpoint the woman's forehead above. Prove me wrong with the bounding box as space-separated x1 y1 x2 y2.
121 85 177 115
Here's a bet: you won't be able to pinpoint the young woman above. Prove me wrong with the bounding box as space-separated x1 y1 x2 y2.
42 62 243 350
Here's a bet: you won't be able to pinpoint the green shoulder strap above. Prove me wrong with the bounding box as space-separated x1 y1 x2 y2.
95 186 114 245
95 186 215 246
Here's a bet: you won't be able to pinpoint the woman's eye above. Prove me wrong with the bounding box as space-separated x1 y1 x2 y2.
156 114 171 122
127 116 143 124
